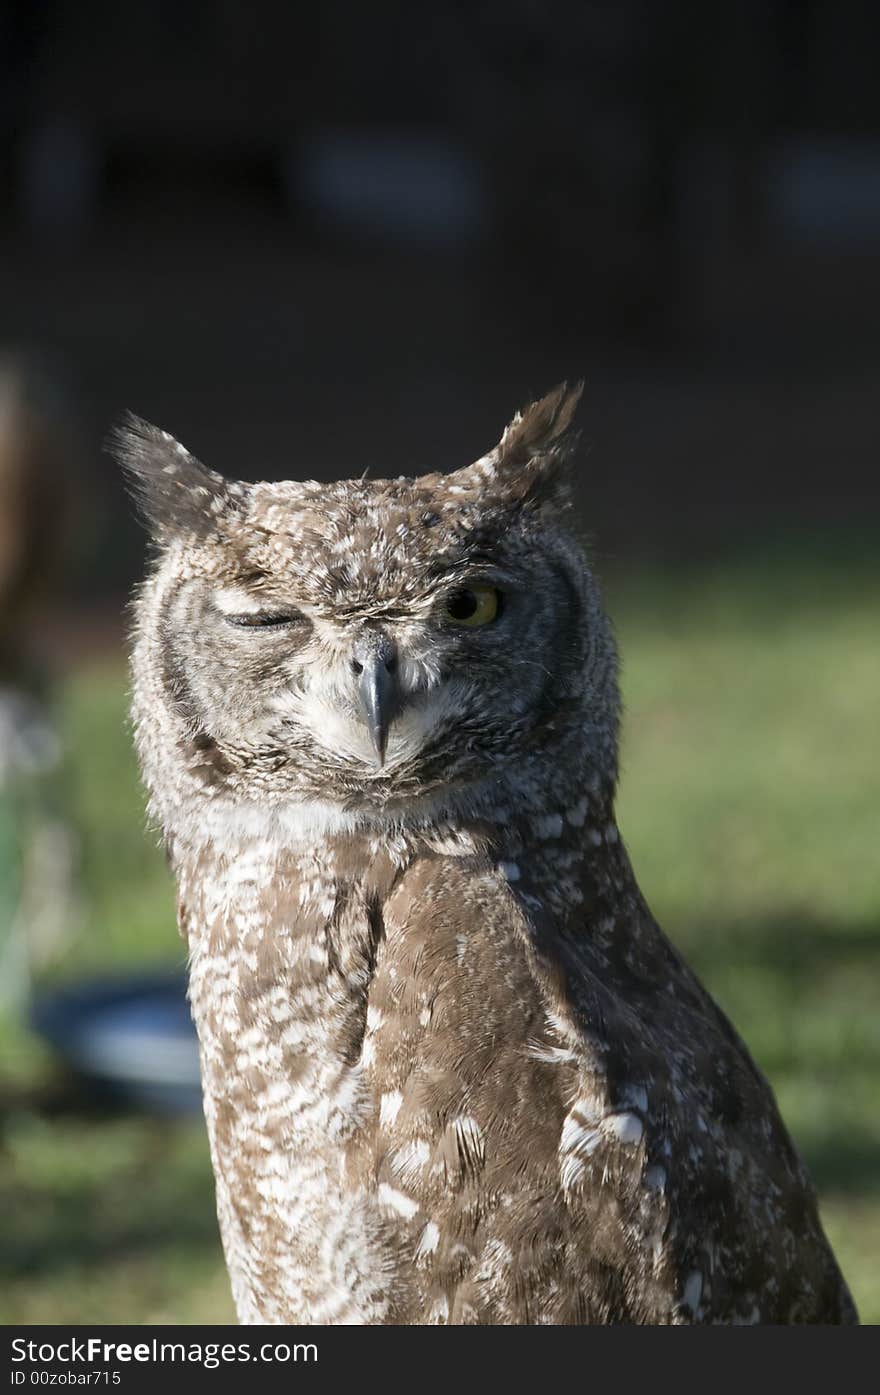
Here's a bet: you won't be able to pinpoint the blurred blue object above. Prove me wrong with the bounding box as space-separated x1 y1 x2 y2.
30 970 202 1116
768 138 880 247
295 129 489 250
20 115 101 243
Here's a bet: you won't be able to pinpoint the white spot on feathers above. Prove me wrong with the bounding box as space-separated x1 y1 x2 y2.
682 1271 703 1313
535 813 564 839
606 1112 643 1145
377 1184 420 1220
620 1084 649 1114
415 1221 440 1259
379 1091 403 1128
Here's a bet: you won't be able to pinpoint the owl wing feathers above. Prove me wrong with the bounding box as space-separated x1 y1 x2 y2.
515 880 857 1323
369 849 857 1324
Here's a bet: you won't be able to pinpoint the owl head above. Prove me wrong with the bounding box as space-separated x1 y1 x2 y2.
117 385 619 837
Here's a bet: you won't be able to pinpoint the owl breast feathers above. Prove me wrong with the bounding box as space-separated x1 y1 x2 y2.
117 385 857 1325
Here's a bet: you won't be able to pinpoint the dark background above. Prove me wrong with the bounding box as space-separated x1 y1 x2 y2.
2 0 878 604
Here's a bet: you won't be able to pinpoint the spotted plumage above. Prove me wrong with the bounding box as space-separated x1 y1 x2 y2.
117 385 856 1324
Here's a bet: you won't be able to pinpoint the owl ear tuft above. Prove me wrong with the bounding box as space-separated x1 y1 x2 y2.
108 413 246 539
453 382 583 511
494 380 583 505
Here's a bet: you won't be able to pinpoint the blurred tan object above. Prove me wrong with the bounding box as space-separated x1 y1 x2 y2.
0 359 80 1007
0 361 68 666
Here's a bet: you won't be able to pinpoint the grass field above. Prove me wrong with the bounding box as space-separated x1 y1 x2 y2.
1 543 878 1323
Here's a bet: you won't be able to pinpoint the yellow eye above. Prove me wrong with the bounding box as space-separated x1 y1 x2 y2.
446 586 501 627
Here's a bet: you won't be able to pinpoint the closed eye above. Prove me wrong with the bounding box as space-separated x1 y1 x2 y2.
224 611 306 630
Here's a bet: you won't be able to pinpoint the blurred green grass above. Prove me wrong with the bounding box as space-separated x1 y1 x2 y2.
1 543 878 1323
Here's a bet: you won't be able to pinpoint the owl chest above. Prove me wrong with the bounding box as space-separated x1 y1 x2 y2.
182 859 392 1321
186 860 557 1155
183 850 579 1322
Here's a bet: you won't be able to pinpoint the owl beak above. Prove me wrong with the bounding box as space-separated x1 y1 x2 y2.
352 635 399 766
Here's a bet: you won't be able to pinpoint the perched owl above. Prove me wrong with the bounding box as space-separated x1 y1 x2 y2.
118 386 856 1325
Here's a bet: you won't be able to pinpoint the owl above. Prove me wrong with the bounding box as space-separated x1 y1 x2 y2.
117 385 856 1325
